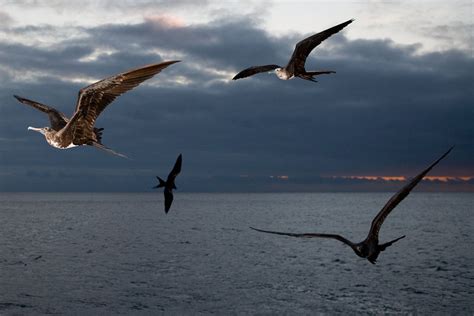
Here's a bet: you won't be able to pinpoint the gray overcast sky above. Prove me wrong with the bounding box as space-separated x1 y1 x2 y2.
0 1 472 192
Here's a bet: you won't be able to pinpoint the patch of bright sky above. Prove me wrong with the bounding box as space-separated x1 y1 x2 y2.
2 1 472 54
264 0 472 53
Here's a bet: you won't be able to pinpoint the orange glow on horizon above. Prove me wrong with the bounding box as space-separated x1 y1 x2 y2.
269 175 289 180
331 175 473 182
381 176 406 181
424 176 473 182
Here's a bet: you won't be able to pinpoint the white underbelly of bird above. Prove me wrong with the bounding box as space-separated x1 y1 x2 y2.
48 139 78 149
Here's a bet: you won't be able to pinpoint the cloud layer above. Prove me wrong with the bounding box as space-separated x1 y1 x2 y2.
0 14 472 192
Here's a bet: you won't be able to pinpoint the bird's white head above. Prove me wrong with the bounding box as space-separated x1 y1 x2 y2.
275 68 291 80
28 126 48 135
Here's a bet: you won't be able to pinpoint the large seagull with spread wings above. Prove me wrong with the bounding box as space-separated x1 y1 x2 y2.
14 61 179 158
251 147 453 264
233 19 353 82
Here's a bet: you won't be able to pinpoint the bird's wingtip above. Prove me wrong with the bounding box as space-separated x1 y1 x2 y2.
156 60 181 68
442 146 455 157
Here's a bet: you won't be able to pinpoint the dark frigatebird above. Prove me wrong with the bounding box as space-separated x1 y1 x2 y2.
232 19 353 82
250 147 453 264
14 60 180 158
154 154 182 214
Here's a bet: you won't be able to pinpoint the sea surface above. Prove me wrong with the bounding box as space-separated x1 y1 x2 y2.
0 192 473 314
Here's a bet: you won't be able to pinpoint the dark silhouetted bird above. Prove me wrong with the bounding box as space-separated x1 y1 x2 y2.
14 61 180 158
251 147 453 264
233 19 353 82
154 154 182 214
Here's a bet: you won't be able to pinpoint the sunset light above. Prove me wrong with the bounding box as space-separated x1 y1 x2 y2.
331 176 473 182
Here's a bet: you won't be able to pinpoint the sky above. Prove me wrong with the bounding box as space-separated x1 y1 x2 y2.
0 0 472 192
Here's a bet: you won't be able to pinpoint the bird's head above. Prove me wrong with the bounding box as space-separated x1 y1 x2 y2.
355 244 369 257
28 126 52 135
274 68 290 80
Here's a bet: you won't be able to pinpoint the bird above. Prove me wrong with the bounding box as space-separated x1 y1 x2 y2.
13 60 180 158
154 154 182 214
232 19 353 82
250 147 453 264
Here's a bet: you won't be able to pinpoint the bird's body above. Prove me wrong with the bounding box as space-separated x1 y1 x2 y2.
233 19 354 82
14 60 180 157
154 154 182 214
251 147 453 264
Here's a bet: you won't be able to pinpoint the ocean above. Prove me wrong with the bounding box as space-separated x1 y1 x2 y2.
0 192 473 314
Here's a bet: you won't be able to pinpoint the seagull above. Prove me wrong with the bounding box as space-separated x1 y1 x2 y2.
14 60 180 158
232 19 353 82
154 154 182 214
250 147 453 264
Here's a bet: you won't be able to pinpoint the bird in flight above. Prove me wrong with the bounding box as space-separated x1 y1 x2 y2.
14 60 180 158
232 19 353 82
154 154 182 214
251 147 453 264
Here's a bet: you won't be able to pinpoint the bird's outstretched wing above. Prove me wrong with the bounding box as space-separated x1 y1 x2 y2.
167 154 182 183
232 65 281 80
368 147 454 240
62 60 180 144
250 227 353 247
286 19 354 73
13 95 68 131
164 188 174 214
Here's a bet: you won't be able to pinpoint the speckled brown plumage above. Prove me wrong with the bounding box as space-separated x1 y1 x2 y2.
14 60 180 157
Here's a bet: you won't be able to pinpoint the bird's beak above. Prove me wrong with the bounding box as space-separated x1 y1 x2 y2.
28 126 43 134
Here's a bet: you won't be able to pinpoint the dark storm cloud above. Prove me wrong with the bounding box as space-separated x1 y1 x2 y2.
87 17 288 68
0 16 472 192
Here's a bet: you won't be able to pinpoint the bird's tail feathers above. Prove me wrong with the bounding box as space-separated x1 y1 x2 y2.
300 70 336 82
154 176 166 188
90 141 129 159
379 235 406 251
